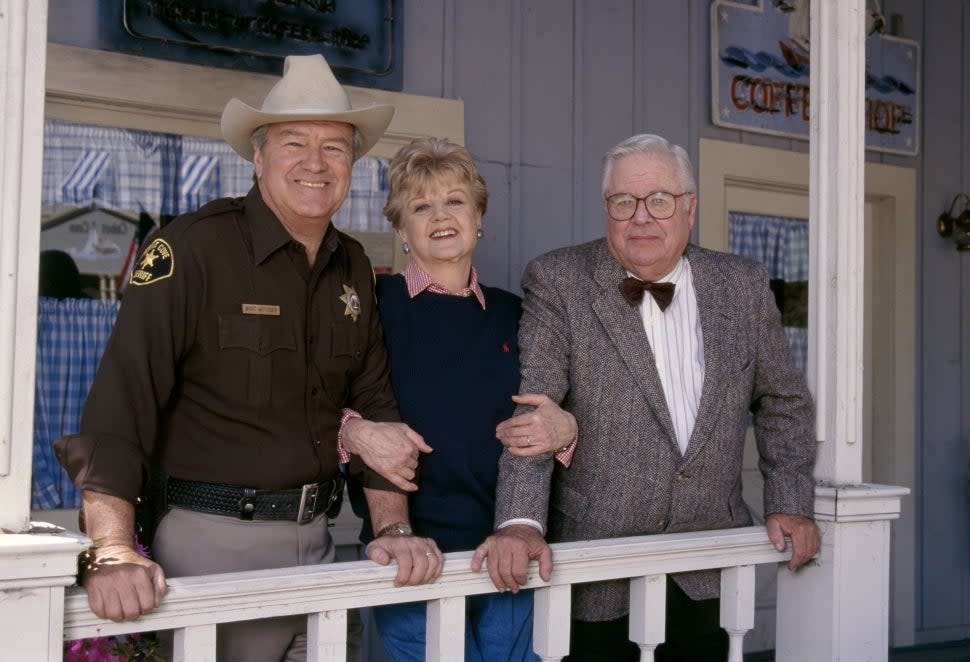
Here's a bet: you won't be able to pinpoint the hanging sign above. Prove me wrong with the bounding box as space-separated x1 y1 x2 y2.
711 0 919 156
102 0 401 89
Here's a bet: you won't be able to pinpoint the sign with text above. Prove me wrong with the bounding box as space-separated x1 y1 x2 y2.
92 0 401 89
711 0 919 156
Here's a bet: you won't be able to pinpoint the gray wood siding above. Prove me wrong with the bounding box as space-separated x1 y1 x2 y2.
398 0 970 644
42 0 970 646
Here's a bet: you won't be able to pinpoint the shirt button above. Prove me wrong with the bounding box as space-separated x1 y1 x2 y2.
313 439 322 446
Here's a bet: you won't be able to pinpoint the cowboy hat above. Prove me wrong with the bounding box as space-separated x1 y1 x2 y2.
221 54 394 162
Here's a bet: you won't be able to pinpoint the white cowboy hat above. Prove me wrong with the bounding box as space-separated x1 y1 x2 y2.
220 54 394 162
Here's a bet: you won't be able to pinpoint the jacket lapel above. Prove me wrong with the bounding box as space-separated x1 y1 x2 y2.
590 242 678 444
682 245 738 461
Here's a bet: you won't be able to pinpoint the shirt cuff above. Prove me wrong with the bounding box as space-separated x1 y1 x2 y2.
498 518 544 534
337 408 361 464
554 432 578 467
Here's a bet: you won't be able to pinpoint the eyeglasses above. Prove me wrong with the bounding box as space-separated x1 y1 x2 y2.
605 191 693 221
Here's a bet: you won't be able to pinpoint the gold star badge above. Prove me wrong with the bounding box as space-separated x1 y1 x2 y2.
129 238 174 286
339 284 362 322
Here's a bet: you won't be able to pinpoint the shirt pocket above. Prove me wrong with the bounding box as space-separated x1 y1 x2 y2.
218 314 297 408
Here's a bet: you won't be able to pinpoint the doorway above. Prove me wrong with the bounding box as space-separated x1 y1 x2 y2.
698 138 917 649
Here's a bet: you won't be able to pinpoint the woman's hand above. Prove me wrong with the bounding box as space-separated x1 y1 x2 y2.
495 393 577 456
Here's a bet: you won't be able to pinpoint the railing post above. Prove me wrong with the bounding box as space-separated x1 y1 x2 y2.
534 584 571 662
173 623 217 662
720 565 755 662
629 574 666 661
307 610 347 662
0 534 88 661
776 485 907 661
426 595 466 661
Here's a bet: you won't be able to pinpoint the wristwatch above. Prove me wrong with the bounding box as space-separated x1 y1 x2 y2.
376 521 413 537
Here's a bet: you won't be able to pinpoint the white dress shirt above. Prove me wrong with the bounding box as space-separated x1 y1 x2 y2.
633 256 705 455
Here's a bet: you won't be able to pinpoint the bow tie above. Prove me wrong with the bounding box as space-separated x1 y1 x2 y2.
618 276 676 311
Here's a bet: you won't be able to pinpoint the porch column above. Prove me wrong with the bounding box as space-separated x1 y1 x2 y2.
775 1 908 660
0 0 47 529
0 4 85 661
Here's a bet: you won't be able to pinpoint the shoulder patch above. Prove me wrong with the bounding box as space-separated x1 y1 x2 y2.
129 238 175 286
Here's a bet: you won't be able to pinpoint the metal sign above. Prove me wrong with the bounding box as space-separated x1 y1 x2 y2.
97 0 401 89
711 0 919 156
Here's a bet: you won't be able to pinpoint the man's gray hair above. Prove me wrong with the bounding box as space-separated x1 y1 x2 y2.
249 124 365 160
600 134 696 198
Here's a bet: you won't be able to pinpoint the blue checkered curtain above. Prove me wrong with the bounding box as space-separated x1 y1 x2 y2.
728 212 809 374
32 297 120 510
43 120 181 215
333 157 391 232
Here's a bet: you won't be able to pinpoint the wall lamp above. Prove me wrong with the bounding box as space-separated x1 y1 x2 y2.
937 193 970 251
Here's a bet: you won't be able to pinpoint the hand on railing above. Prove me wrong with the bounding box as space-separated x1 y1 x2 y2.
765 512 820 570
82 543 167 622
366 534 444 587
470 524 553 593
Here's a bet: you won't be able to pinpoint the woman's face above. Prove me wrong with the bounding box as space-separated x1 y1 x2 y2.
397 172 482 271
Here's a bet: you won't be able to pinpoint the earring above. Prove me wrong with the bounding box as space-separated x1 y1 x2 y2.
476 228 484 239
402 242 410 254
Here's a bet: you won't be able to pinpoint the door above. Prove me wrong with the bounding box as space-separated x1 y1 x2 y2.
698 138 917 649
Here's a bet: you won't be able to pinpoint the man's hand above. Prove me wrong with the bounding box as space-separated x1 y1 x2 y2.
343 419 432 491
366 535 443 587
495 394 577 457
766 513 820 571
82 543 167 622
471 524 553 593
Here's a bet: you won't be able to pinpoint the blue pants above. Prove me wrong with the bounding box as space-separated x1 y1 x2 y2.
374 590 538 662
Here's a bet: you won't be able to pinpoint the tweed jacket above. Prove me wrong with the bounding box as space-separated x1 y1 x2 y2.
494 239 816 621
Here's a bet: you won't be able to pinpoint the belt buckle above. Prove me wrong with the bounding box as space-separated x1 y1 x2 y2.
297 483 320 525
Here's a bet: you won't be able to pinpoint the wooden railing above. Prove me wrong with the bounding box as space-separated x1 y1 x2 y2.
61 526 791 662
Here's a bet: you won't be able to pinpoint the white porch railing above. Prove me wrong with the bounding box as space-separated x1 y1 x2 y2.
60 526 790 662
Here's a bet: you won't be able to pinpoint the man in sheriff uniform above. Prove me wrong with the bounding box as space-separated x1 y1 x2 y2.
55 54 444 662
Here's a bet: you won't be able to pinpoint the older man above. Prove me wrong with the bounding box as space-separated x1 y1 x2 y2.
475 134 820 661
55 55 440 661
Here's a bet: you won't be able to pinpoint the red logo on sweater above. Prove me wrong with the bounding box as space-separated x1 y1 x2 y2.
502 342 511 353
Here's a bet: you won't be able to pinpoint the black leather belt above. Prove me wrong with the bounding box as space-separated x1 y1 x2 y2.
164 476 343 524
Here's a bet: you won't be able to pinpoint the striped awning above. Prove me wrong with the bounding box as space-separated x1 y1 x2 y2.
61 150 111 206
179 154 220 213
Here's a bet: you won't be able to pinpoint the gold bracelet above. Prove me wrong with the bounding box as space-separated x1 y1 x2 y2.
376 521 413 537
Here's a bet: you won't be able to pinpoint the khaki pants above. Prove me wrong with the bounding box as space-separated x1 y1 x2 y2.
153 507 359 662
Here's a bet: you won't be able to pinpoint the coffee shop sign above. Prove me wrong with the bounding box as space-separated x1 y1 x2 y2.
711 0 920 156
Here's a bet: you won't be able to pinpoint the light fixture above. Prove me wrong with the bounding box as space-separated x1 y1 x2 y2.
937 193 970 251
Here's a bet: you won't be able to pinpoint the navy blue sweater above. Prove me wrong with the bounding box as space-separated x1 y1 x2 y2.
359 273 521 552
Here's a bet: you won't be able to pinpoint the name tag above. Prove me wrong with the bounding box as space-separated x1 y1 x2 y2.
242 303 281 316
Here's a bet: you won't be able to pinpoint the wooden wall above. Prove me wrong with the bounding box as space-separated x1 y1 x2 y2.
44 0 970 646
398 0 970 646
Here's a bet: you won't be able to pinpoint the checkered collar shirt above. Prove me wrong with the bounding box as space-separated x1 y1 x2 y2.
402 260 487 310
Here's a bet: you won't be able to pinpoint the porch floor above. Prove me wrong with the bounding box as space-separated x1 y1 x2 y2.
745 639 970 661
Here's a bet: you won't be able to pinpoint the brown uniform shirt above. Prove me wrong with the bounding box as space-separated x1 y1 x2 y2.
55 186 400 502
